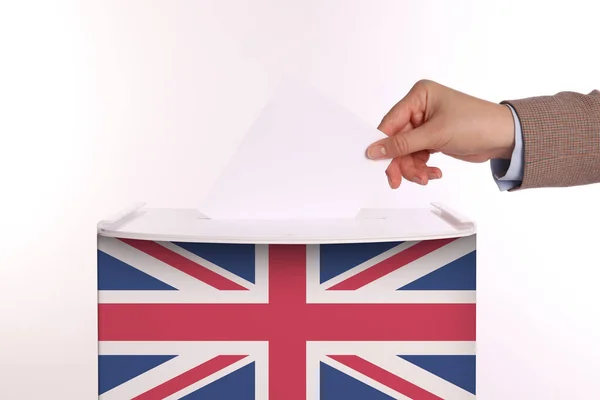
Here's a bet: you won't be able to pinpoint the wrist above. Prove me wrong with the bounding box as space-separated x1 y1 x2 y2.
493 104 516 159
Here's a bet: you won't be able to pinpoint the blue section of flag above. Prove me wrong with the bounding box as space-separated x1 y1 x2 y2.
398 355 476 395
98 355 176 394
319 242 401 283
97 250 176 291
173 242 255 284
320 362 394 400
397 251 476 291
181 362 255 399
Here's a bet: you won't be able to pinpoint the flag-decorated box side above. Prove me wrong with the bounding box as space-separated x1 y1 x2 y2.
97 233 476 399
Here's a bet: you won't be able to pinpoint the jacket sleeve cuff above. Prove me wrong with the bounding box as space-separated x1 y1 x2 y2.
491 104 524 191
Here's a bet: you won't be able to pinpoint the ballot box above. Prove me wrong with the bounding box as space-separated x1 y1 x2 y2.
96 202 477 399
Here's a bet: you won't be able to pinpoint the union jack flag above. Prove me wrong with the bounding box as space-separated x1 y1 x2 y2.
97 234 476 399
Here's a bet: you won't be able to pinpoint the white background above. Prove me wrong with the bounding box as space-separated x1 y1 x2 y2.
1 0 600 398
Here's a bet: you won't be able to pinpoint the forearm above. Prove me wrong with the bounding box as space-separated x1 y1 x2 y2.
501 90 600 190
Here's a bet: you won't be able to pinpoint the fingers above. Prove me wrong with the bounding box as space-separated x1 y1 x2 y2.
384 152 442 189
366 124 435 160
385 159 402 189
426 166 442 180
386 162 442 187
400 152 431 185
413 151 442 180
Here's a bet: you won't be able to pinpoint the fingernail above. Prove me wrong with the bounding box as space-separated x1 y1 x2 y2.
367 145 386 159
414 177 424 185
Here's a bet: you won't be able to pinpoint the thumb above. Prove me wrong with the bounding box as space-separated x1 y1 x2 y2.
366 124 436 160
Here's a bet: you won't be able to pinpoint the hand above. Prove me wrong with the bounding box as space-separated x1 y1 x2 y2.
367 80 515 188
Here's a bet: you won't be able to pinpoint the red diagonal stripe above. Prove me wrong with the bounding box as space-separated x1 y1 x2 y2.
328 355 443 400
119 238 247 291
328 238 456 290
132 355 247 400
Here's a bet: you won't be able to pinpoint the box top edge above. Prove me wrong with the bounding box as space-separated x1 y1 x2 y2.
96 203 476 244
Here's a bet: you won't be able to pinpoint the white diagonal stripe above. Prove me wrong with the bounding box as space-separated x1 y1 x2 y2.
99 353 199 400
356 353 475 400
307 241 474 304
312 341 475 400
165 356 255 399
99 341 266 400
320 241 419 290
320 356 410 400
360 235 476 293
98 237 209 292
98 242 269 304
159 242 253 290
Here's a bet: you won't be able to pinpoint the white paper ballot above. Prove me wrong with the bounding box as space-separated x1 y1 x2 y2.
199 77 387 220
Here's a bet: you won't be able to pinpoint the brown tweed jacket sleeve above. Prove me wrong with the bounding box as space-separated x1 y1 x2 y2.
501 90 600 190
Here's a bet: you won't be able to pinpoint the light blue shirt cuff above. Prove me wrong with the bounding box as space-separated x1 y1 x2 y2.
491 104 524 191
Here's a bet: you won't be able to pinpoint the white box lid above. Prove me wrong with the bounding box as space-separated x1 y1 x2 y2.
96 202 476 244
